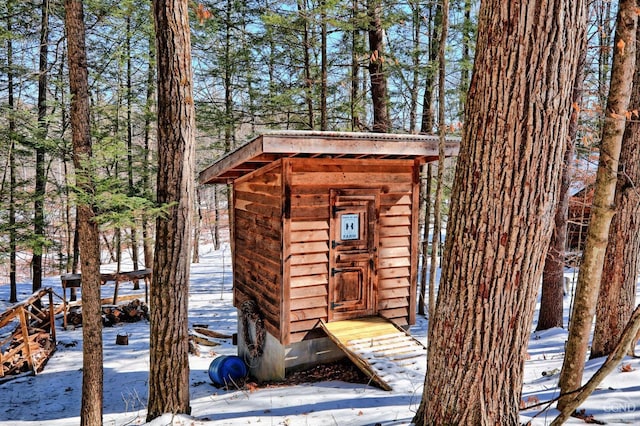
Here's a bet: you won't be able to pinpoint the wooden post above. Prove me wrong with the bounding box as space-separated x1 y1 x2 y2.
0 340 4 377
48 289 56 342
144 272 150 305
62 280 68 329
17 306 35 373
112 276 120 305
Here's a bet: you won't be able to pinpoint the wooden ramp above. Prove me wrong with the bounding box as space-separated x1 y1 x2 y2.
320 316 426 391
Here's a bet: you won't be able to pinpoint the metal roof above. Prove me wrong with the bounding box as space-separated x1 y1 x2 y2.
198 130 460 184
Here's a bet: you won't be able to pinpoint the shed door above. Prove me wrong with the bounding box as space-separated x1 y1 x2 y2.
329 189 379 321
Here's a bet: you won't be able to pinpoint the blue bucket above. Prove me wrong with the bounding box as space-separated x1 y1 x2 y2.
208 355 248 386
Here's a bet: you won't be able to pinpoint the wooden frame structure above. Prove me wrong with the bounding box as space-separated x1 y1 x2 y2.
60 268 152 328
199 131 459 379
0 288 58 380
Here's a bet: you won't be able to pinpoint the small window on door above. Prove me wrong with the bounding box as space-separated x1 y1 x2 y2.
340 213 360 240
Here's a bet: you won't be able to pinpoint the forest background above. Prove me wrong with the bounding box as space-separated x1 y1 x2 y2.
1 0 638 424
0 0 616 297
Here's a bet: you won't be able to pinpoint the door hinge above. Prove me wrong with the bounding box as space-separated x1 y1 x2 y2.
331 267 343 276
332 205 348 216
331 301 344 309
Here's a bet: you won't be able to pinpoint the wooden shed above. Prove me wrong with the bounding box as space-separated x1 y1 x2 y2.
198 130 459 381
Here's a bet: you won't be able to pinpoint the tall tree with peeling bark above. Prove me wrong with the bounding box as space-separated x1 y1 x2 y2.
64 0 104 424
590 20 640 360
147 0 196 420
558 0 637 411
414 1 586 424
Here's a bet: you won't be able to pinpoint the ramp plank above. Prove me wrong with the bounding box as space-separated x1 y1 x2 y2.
320 316 426 391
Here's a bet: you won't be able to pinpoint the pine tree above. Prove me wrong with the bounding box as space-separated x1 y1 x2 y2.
147 0 195 419
64 0 104 424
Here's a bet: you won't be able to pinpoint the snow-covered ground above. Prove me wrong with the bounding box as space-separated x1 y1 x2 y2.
0 243 639 425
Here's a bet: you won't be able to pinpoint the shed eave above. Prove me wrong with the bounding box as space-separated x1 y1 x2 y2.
198 131 460 185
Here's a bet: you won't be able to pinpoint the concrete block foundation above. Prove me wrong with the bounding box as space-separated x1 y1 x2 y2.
237 310 345 382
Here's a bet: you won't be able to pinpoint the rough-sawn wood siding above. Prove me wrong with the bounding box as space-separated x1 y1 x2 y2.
232 157 419 345
285 158 417 343
232 162 284 341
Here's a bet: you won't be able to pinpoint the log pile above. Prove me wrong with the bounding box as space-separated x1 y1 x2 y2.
1 330 55 378
0 288 58 381
102 299 149 327
66 298 149 327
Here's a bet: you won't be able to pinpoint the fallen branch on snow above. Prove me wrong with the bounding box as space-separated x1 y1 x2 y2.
550 303 640 425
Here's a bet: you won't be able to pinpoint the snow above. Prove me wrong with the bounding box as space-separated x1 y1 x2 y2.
1 242 639 425
346 332 427 391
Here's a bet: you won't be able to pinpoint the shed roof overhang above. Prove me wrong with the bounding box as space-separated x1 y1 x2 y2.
198 130 461 185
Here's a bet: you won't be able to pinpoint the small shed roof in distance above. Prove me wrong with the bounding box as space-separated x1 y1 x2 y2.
199 130 460 185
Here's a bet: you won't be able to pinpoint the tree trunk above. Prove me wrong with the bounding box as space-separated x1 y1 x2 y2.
558 2 637 410
33 0 50 294
64 160 73 273
537 147 572 331
72 215 80 273
415 1 440 323
65 0 104 424
213 185 220 250
9 134 16 303
418 0 586 423
7 1 18 304
590 20 640 360
537 48 586 331
320 0 327 130
223 0 235 152
142 25 156 269
102 233 115 263
408 0 420 133
299 0 314 129
414 1 449 421
420 2 440 135
125 11 140 279
115 229 122 273
147 0 195 419
457 0 472 120
192 187 202 264
63 162 73 273
58 50 73 275
418 163 432 317
597 1 614 109
350 0 363 131
367 0 389 133
429 0 449 327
